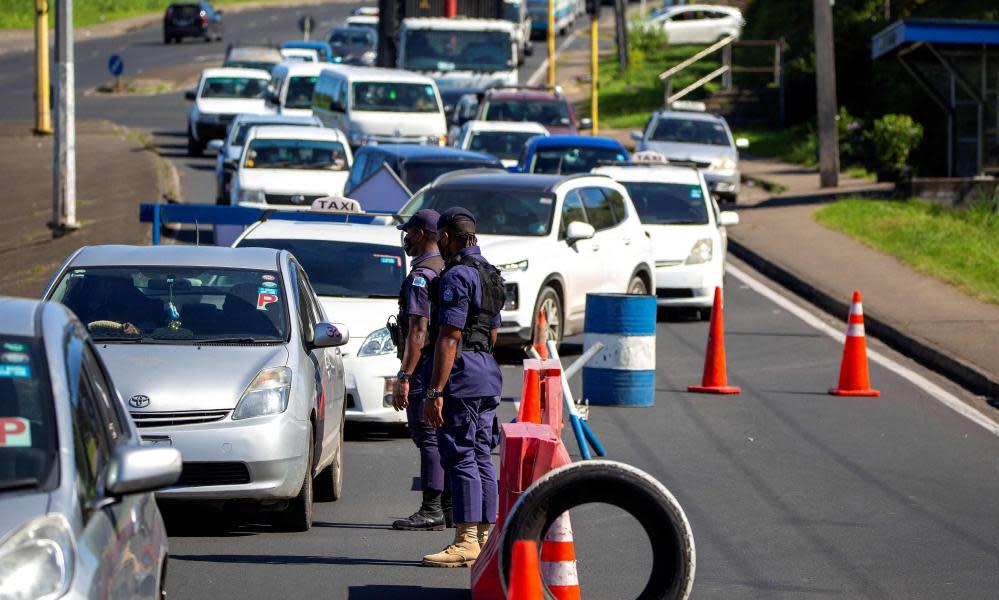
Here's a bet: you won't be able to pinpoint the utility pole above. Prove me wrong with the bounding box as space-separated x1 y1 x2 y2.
614 0 628 71
34 0 51 134
547 0 555 86
52 0 78 235
813 0 839 188
590 13 599 134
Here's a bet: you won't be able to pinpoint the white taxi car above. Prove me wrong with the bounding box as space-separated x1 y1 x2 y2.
185 67 272 157
454 120 548 168
231 125 353 209
593 163 739 315
401 170 655 345
234 218 407 424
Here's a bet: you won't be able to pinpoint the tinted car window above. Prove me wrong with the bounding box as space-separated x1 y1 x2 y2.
620 181 710 225
580 187 614 230
352 82 439 113
0 337 57 493
81 344 127 443
71 341 111 511
651 118 730 146
201 77 267 99
603 188 627 223
244 138 348 171
409 188 555 236
401 160 498 192
483 99 570 127
559 190 587 239
285 76 318 109
468 131 541 161
531 146 627 175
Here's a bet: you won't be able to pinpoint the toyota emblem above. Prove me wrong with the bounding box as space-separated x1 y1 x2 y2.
129 395 150 408
291 194 306 205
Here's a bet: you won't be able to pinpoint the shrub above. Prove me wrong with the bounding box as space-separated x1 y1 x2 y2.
836 106 866 165
870 114 923 174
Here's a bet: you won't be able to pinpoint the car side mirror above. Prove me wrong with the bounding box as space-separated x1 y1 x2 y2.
206 139 224 153
735 137 749 149
578 118 592 130
718 211 740 227
105 446 181 497
184 90 196 101
630 130 644 141
565 221 595 244
312 322 349 348
525 42 534 56
267 91 281 106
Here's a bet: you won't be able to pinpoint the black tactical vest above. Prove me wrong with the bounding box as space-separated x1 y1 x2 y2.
429 254 506 360
395 254 444 360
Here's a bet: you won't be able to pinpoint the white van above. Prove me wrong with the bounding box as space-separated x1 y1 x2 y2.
398 18 519 91
312 66 448 147
266 61 327 118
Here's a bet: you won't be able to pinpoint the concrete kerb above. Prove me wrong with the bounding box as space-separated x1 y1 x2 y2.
728 238 999 401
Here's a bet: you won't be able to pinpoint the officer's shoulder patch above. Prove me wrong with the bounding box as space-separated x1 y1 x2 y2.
442 287 455 303
412 276 427 288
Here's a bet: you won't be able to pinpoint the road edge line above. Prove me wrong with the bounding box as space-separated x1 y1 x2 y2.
727 263 999 438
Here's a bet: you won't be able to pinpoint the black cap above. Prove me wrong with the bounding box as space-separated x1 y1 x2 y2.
437 206 476 234
396 208 440 233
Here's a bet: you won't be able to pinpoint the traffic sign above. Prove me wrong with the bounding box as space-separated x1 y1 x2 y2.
298 15 317 40
108 54 124 77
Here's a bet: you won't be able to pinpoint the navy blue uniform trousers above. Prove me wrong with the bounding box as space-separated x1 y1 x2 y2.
437 396 500 524
406 393 446 493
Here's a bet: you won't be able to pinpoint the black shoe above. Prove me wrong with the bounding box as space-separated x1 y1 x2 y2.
392 511 445 531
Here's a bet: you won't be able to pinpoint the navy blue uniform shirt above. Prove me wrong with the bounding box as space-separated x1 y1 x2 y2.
403 251 441 394
430 246 503 398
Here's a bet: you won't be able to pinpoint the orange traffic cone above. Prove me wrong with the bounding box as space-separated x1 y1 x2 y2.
540 513 580 600
508 540 544 600
518 366 542 424
533 308 549 360
829 291 880 397
688 287 741 395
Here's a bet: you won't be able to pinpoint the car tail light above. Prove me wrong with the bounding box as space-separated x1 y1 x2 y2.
199 12 208 26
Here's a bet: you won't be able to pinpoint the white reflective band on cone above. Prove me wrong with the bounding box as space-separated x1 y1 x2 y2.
540 562 579 587
847 323 865 337
850 303 864 316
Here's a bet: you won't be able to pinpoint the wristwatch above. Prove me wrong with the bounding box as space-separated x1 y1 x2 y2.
397 371 411 382
425 387 442 401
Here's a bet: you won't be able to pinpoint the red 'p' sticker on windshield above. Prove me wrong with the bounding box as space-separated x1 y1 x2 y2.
0 417 31 447
257 292 279 310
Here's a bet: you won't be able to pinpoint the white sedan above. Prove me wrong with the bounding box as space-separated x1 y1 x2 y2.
647 4 744 45
593 164 739 316
234 219 407 424
453 120 548 168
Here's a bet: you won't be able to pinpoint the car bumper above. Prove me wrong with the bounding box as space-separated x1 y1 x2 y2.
343 353 404 424
194 121 229 142
151 413 309 501
655 262 723 307
701 168 740 196
165 24 207 37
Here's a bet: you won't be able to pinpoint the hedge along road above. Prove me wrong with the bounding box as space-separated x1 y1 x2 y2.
161 256 999 599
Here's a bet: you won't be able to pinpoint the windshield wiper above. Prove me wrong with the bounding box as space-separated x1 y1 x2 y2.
0 478 40 492
190 337 277 344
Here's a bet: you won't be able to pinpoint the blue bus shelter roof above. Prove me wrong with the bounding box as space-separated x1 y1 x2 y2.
872 19 999 60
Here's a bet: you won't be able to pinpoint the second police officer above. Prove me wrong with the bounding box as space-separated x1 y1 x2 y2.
391 209 451 531
421 207 506 568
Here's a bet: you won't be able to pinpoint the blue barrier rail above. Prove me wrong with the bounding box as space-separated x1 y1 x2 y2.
138 203 392 245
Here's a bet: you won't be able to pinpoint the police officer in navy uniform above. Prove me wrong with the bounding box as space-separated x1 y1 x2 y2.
421 207 505 568
391 209 451 531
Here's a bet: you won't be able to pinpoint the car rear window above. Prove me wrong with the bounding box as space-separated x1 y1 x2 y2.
651 118 730 146
482 99 570 127
200 77 267 99
621 181 710 225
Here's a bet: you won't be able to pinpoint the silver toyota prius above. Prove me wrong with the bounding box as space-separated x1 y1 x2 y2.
0 296 181 599
44 245 349 531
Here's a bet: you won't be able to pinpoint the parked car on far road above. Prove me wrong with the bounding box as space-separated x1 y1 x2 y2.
163 1 223 44
0 297 181 599
646 4 744 44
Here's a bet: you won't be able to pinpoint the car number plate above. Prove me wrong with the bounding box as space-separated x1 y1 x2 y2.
141 435 172 447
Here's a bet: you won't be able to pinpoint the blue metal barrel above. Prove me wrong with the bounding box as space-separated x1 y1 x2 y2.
582 293 656 407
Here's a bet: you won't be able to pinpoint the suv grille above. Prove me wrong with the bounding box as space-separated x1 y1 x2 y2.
177 462 250 487
265 193 322 206
131 409 230 428
668 159 712 169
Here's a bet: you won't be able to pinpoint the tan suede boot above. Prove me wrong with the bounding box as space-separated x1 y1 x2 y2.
422 523 480 568
476 523 491 547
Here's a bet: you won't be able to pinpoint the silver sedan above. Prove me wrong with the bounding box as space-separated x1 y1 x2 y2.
0 296 181 599
44 245 349 531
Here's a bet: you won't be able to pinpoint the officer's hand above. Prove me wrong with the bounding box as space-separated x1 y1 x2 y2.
392 380 409 411
424 397 444 428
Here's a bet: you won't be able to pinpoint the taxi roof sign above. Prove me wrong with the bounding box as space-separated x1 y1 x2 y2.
311 196 363 214
631 150 669 165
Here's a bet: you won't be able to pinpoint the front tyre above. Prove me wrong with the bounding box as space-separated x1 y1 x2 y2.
186 125 203 157
628 274 650 295
278 423 314 531
533 286 563 345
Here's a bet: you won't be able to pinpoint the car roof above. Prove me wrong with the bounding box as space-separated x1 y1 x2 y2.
664 4 741 15
68 245 285 271
282 41 333 50
246 125 346 141
242 220 401 245
401 17 515 31
0 297 43 337
528 135 626 150
271 61 329 75
358 144 499 162
232 113 320 125
652 110 729 124
345 15 378 24
485 90 563 102
430 170 565 193
464 120 548 134
201 67 271 80
226 46 284 61
592 164 701 184
319 65 436 84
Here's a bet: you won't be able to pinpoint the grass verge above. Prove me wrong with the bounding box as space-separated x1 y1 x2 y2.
734 125 876 180
0 0 302 30
815 197 999 305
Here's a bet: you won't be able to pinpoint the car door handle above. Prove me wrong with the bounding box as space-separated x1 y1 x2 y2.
623 238 632 245
591 244 600 251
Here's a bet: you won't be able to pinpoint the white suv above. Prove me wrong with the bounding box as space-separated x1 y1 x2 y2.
400 170 655 345
593 164 739 316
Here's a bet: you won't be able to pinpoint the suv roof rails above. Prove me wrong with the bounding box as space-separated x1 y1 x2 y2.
483 84 564 96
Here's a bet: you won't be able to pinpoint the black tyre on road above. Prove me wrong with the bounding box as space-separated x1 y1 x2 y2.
186 126 203 157
533 285 563 345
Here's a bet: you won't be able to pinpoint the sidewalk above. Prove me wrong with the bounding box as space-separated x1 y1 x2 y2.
729 159 999 400
0 120 166 298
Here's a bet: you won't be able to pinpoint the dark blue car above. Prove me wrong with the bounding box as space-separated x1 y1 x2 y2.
514 134 630 174
345 145 504 195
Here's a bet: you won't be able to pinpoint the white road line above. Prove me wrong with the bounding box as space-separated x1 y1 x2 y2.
727 263 999 438
526 30 582 86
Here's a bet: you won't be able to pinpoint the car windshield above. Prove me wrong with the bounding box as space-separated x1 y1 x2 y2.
285 76 318 109
244 139 348 171
621 181 710 225
408 188 554 236
401 161 494 192
403 30 513 72
0 337 57 494
483 99 570 127
531 146 627 174
651 118 730 146
49 267 290 343
200 76 267 99
237 239 405 298
468 131 540 160
352 82 440 113
329 29 373 47
168 4 200 20
502 2 522 23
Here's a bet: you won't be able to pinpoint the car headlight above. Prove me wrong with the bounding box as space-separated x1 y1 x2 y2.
496 259 529 273
0 514 75 600
712 157 737 170
361 51 376 64
357 327 396 357
685 238 713 265
239 189 265 203
232 366 292 420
